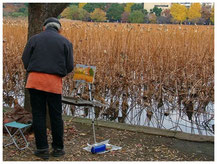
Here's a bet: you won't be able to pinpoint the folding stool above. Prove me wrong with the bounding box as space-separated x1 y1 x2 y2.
4 121 32 150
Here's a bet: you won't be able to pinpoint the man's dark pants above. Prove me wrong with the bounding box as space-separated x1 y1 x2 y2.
29 89 64 150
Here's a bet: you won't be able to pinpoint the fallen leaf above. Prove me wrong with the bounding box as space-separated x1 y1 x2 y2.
80 133 87 136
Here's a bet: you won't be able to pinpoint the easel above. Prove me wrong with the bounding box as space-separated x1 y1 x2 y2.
62 64 107 144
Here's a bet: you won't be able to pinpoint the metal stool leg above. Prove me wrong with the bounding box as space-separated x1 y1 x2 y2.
4 125 31 150
4 126 20 147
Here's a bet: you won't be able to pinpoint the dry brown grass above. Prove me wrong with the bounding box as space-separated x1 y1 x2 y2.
3 19 214 121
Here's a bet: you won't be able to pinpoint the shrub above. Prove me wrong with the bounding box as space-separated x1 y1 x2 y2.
90 8 107 22
129 10 145 23
10 12 26 17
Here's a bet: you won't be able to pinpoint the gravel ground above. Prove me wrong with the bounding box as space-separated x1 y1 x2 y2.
3 119 214 161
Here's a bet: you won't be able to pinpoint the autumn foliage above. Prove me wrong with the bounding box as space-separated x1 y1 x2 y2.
90 8 107 22
170 3 188 23
188 3 202 23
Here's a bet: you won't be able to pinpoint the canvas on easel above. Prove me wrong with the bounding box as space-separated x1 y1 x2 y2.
73 64 96 83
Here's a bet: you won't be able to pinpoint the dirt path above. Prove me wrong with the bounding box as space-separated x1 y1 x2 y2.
3 120 214 161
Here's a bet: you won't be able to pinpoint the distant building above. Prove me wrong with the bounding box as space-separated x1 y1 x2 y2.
143 3 171 12
201 2 214 7
179 2 191 8
144 2 214 14
178 2 214 8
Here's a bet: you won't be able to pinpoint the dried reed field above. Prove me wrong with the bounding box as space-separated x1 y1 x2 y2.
3 19 214 135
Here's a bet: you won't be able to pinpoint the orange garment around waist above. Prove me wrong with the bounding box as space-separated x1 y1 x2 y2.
26 72 62 94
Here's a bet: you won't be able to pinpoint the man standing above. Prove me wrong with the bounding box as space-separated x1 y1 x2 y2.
22 17 73 160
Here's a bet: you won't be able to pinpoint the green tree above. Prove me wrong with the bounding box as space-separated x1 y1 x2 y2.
78 8 90 21
8 6 28 17
141 9 148 15
131 3 147 15
61 6 71 18
104 3 112 12
83 3 106 13
170 3 188 24
11 7 28 17
129 10 145 23
10 12 26 17
106 3 124 22
152 6 162 17
70 5 80 20
90 8 107 22
131 3 144 12
61 5 89 21
83 3 96 13
188 3 201 24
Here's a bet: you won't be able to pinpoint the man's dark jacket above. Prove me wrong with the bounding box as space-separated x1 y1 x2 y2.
22 27 73 77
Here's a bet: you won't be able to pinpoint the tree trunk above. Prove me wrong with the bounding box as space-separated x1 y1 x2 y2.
27 3 69 39
24 3 69 128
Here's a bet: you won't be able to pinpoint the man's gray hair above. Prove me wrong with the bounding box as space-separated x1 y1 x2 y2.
45 22 61 31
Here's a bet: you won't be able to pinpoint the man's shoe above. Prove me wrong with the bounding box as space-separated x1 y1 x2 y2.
51 149 65 157
34 149 49 160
